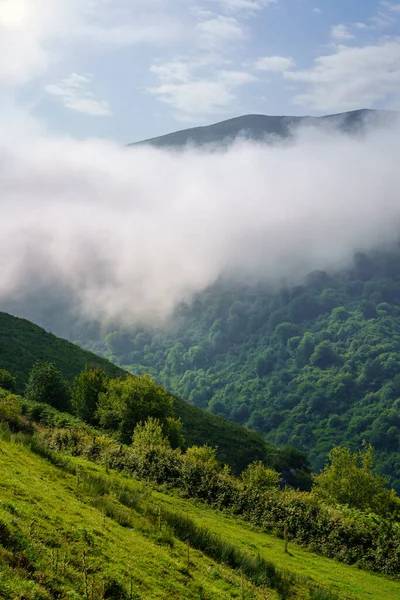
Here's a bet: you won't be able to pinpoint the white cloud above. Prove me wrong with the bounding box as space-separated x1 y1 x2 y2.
255 55 296 72
45 73 112 117
331 24 355 41
313 7 322 14
211 0 276 13
197 15 245 47
2 117 400 324
150 61 191 84
381 2 400 13
0 0 80 85
285 39 400 112
370 1 400 28
148 59 255 116
0 0 184 87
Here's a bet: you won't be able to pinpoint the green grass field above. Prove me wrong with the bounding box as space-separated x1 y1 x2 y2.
153 492 400 600
68 456 400 600
0 436 277 600
2 427 400 599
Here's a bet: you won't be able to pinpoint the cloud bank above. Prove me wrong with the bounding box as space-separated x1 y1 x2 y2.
1 117 400 327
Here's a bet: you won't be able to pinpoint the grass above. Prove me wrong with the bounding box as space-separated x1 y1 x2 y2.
0 435 278 600
63 455 400 600
152 491 400 600
1 422 400 599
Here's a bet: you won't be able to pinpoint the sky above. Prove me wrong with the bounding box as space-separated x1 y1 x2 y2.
2 0 400 143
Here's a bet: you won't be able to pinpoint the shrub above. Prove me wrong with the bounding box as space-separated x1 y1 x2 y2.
25 362 71 412
0 369 16 392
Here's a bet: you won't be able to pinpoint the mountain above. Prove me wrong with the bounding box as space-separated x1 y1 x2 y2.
79 246 400 491
130 109 394 149
0 311 271 472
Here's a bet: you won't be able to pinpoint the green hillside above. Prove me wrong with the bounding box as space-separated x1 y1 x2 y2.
0 312 270 473
1 400 400 599
79 247 400 490
0 434 278 600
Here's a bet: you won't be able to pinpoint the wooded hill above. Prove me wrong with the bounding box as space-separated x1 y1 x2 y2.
0 311 273 473
80 246 400 490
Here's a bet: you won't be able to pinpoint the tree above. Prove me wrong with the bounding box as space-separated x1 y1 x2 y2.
72 367 109 424
314 443 400 517
310 341 339 369
274 322 299 345
0 369 16 393
25 362 71 412
132 417 170 454
241 461 280 492
96 374 174 444
185 445 221 470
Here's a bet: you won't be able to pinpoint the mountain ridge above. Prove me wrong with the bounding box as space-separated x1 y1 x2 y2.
130 108 395 149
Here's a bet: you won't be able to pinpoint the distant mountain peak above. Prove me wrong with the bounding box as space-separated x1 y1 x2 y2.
130 109 395 149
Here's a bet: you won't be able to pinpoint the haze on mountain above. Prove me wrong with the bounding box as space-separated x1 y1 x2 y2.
131 109 395 149
2 108 400 335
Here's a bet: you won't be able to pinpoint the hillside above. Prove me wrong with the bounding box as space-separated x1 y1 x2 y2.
78 246 400 490
1 401 400 599
0 434 278 600
0 312 270 473
130 109 394 149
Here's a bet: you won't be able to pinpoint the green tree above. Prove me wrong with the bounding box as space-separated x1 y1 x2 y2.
185 445 221 470
72 367 109 424
241 461 280 492
0 369 16 392
131 417 171 454
314 443 400 516
25 361 71 412
310 341 339 369
96 374 174 444
274 322 299 345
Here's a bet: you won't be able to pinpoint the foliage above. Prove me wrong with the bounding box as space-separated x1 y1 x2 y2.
72 366 109 424
131 417 171 453
76 247 400 490
25 361 72 412
242 461 280 492
0 311 122 391
1 311 271 475
0 392 22 429
8 396 399 579
184 444 221 470
314 444 400 518
0 369 16 392
96 374 175 444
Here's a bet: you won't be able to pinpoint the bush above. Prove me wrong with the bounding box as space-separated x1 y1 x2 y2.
25 362 71 412
0 369 16 392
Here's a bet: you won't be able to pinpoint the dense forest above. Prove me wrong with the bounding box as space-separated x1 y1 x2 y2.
76 246 400 489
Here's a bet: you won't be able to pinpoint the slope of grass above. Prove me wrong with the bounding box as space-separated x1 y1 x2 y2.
0 311 269 472
153 491 400 600
12 435 400 600
0 312 123 388
65 455 400 600
0 433 279 600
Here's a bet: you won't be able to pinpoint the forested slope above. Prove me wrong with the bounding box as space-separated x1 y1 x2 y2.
82 247 400 489
0 312 271 472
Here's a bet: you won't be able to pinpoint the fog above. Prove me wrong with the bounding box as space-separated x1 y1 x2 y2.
1 119 400 327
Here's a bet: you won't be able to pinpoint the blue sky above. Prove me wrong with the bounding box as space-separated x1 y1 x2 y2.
2 0 400 142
